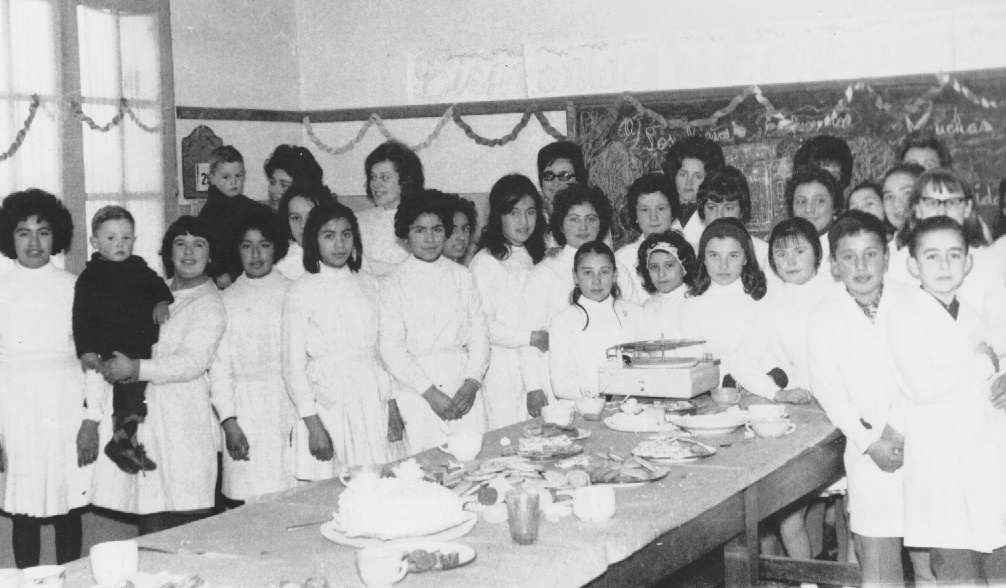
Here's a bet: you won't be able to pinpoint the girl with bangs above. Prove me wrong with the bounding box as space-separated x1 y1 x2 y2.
636 231 697 339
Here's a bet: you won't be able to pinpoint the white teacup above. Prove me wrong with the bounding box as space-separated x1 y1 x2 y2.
746 418 796 438
438 430 483 461
748 404 787 421
0 568 24 588
541 404 574 427
572 485 616 523
574 397 605 420
21 565 64 588
357 546 408 588
89 539 138 585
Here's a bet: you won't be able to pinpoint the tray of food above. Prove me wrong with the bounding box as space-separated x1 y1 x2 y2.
631 436 717 463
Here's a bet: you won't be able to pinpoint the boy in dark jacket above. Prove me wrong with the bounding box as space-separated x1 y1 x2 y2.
197 145 262 288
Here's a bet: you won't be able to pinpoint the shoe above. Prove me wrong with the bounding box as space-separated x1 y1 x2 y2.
104 439 141 475
132 443 157 471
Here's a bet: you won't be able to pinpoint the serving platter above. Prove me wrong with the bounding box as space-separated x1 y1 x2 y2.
670 411 748 436
319 512 478 548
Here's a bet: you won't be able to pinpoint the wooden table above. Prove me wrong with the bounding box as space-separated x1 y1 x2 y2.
62 395 846 588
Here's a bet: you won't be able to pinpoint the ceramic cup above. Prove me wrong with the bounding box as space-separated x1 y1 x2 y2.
746 418 796 438
356 547 408 588
541 404 575 427
21 566 64 588
572 485 616 523
437 430 483 461
89 539 139 585
0 569 24 588
711 387 741 406
574 397 605 421
747 404 787 421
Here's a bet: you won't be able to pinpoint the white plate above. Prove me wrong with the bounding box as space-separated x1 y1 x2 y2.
319 512 478 548
671 412 748 436
603 413 681 434
395 540 476 572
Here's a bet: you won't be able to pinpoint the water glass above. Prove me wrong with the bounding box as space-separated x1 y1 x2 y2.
506 489 540 545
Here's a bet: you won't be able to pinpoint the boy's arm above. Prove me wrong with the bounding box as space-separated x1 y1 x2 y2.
141 265 174 305
71 273 102 359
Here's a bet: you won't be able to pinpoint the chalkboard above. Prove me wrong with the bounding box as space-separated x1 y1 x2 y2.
574 74 1006 247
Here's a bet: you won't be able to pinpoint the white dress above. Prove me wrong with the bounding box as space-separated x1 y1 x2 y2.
358 206 409 277
470 247 535 429
886 287 1006 551
614 235 646 297
676 280 763 380
91 280 226 514
516 245 639 400
808 282 909 538
379 256 490 452
274 241 305 281
549 297 644 400
641 287 688 340
283 265 393 477
731 275 836 399
0 262 94 517
210 271 298 500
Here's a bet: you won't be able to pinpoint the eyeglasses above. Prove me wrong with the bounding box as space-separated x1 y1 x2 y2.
919 196 968 209
542 171 576 182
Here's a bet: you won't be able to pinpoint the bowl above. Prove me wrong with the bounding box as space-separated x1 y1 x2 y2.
746 418 796 438
710 386 741 406
574 397 605 420
672 411 748 436
541 404 574 427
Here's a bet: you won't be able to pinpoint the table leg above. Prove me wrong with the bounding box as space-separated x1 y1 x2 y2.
723 485 760 588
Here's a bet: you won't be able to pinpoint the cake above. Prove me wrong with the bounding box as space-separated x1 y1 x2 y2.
332 474 468 540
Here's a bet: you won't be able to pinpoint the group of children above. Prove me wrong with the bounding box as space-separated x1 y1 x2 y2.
2 130 1006 585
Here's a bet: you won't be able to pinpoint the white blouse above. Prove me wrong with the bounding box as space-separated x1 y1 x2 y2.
676 280 763 379
274 241 305 281
640 287 688 340
358 206 409 277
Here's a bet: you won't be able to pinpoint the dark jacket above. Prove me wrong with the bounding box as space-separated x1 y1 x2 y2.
72 254 174 359
197 186 265 280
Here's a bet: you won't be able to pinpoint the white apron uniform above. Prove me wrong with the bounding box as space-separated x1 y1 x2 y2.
0 262 94 517
516 245 638 401
274 241 305 281
283 265 394 478
641 287 688 340
549 297 644 400
808 282 910 538
210 272 298 500
887 288 1006 552
676 280 763 380
614 235 646 299
379 256 490 452
91 281 225 514
470 247 535 429
358 206 409 277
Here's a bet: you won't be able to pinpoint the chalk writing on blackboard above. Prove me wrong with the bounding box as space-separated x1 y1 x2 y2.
407 49 526 105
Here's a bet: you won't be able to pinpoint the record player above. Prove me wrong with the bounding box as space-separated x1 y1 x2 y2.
597 339 720 399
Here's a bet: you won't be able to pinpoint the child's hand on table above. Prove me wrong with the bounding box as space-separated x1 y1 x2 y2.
152 301 171 325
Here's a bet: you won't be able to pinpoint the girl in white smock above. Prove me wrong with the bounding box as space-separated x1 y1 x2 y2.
550 242 644 400
636 231 697 340
380 194 489 452
613 174 683 299
470 175 549 429
0 190 96 567
283 202 394 478
358 141 425 276
274 184 333 281
210 214 297 501
518 185 638 416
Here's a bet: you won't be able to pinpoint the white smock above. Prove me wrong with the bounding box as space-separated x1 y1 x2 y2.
274 241 305 281
640 287 688 340
469 247 535 429
210 271 298 500
0 262 95 517
379 256 490 452
549 297 644 400
91 280 226 514
808 283 909 538
732 274 837 399
283 265 394 477
676 280 763 380
358 205 409 277
886 287 1006 551
614 235 646 297
516 245 639 401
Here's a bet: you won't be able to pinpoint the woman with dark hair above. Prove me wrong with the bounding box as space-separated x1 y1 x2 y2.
537 141 588 218
440 191 477 265
636 231 697 339
662 136 725 232
95 215 226 534
0 189 95 567
283 201 395 474
274 183 335 280
470 174 548 428
898 131 952 170
785 165 844 267
358 141 425 276
614 173 681 295
379 191 489 452
264 144 324 211
793 135 855 192
517 184 638 416
685 166 771 273
210 208 297 502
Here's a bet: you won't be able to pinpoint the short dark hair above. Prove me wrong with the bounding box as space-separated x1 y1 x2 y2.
263 144 323 186
898 131 952 168
278 183 335 242
625 173 680 227
364 141 425 202
394 189 454 241
537 141 588 186
443 192 477 235
91 205 134 234
0 189 73 259
235 206 290 264
768 217 823 276
209 145 244 173
160 215 220 279
550 184 613 247
828 210 889 257
302 201 362 273
662 136 725 180
793 135 854 189
636 230 698 294
697 166 751 223
785 165 844 220
907 215 968 258
902 167 987 249
690 217 766 300
847 181 883 209
478 174 547 264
